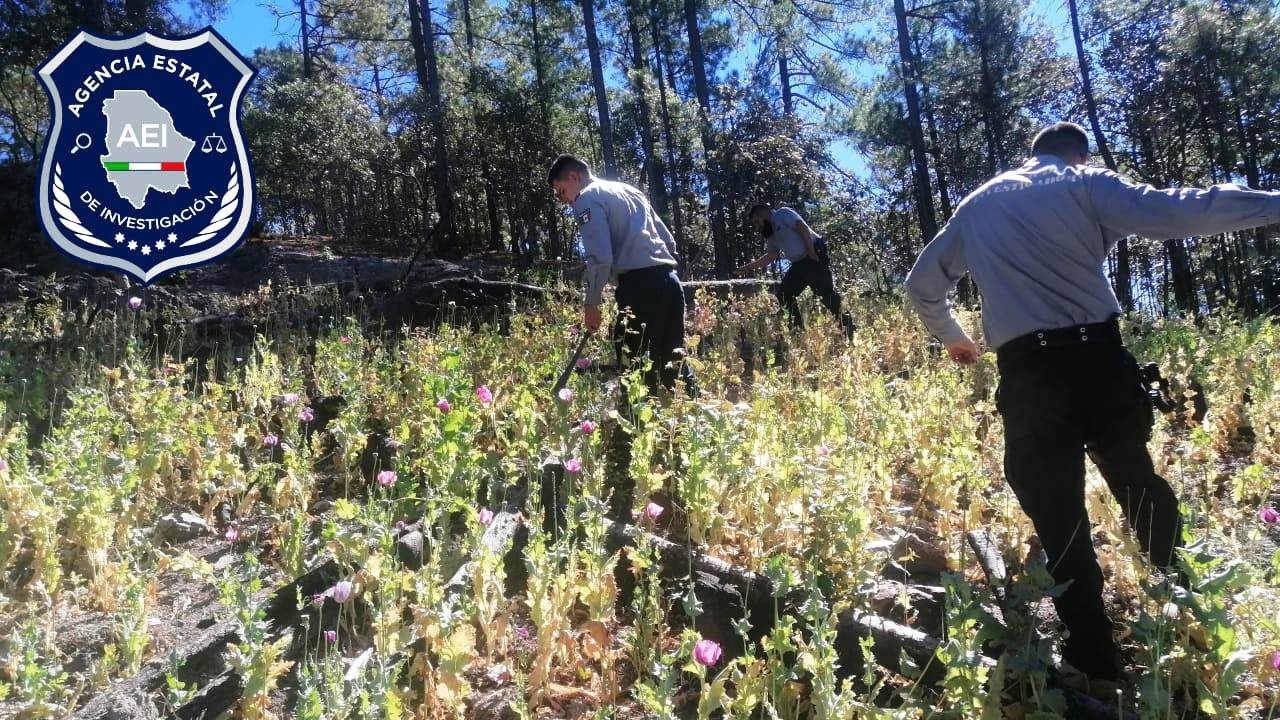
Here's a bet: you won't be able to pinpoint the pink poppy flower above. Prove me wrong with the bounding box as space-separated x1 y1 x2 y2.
475 385 494 406
645 501 664 520
564 458 583 474
324 630 337 643
693 639 722 667
377 470 397 487
1260 506 1280 524
436 398 451 413
580 420 596 435
330 580 353 604
263 434 279 447
479 508 495 525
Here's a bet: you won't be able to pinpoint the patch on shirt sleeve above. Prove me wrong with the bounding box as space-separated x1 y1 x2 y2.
576 208 592 226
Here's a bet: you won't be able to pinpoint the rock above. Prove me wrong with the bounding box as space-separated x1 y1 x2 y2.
156 512 208 544
882 530 949 581
75 686 159 720
469 687 520 720
395 530 428 569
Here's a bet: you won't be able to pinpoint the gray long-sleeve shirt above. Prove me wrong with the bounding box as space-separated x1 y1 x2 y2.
571 178 677 305
904 155 1280 350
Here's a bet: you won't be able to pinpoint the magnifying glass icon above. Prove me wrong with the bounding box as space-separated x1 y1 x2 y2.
70 133 91 154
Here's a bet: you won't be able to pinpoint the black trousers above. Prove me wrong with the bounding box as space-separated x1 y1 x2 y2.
612 265 695 396
996 321 1183 680
605 265 694 521
779 244 854 334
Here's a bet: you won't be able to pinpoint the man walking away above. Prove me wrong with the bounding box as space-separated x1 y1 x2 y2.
735 204 855 337
904 121 1280 694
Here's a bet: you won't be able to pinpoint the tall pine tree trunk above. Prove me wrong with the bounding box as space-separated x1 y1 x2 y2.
684 0 730 278
651 0 687 269
893 0 938 244
626 4 669 219
1068 0 1131 310
910 33 951 222
125 0 147 31
529 0 561 259
408 0 455 253
300 0 313 78
778 41 794 118
581 0 617 177
1227 74 1277 311
462 0 504 251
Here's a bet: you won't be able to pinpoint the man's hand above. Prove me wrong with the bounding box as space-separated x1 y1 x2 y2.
946 337 980 365
583 304 603 333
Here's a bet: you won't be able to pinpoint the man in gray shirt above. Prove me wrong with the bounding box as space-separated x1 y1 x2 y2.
734 205 855 336
548 154 695 520
548 154 692 394
905 122 1280 690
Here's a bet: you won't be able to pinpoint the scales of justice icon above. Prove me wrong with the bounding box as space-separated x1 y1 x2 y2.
201 134 227 153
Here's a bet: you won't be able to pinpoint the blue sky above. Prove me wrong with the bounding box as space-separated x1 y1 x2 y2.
179 0 1072 178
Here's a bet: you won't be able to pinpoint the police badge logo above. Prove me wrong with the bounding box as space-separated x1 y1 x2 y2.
35 29 256 285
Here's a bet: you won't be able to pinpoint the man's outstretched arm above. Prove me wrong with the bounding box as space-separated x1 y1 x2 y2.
1090 172 1280 245
734 250 779 277
905 222 978 364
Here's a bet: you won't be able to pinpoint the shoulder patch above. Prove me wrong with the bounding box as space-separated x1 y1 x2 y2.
576 208 592 226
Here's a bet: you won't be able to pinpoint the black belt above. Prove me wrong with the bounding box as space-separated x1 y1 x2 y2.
618 264 674 280
997 318 1122 368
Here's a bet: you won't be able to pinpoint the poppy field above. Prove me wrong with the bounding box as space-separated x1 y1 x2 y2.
0 281 1277 719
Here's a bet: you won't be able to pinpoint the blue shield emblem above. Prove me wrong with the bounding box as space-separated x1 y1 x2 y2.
35 29 256 285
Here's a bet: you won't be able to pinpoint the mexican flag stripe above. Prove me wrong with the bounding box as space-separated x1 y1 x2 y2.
103 162 186 171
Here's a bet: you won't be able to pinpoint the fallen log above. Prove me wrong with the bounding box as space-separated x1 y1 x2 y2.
173 669 245 720
378 277 572 330
965 530 1139 720
604 519 1134 719
681 279 778 306
600 518 945 681
965 529 1010 608
70 619 240 720
375 492 530 676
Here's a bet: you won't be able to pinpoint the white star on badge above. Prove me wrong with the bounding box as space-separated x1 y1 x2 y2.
127 240 137 251
167 232 177 242
141 245 151 256
156 240 166 250
114 232 124 243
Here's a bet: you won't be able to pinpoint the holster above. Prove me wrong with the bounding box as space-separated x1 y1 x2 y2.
1138 361 1179 414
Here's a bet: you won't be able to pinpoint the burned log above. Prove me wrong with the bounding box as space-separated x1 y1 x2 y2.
70 619 240 720
681 279 778 307
173 670 245 720
965 530 1139 720
600 518 945 680
965 529 1010 607
378 277 573 330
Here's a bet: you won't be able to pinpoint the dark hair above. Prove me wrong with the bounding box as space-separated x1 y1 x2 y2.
1031 122 1090 158
747 203 771 219
547 154 592 186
